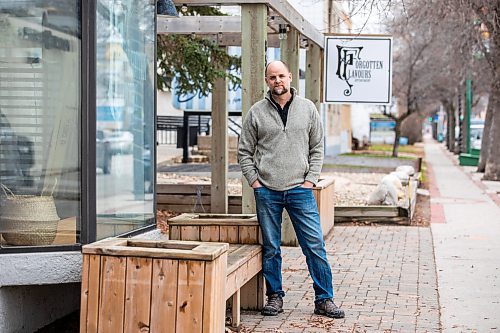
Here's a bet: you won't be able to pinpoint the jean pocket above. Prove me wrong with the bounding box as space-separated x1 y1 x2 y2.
297 185 313 191
254 186 265 192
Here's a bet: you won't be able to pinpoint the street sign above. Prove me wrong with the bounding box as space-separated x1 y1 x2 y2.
323 35 393 104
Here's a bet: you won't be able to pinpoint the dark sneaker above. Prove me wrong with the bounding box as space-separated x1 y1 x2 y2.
261 294 283 316
314 299 345 319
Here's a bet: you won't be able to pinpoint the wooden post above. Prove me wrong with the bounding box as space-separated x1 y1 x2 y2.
231 289 241 328
306 42 322 111
241 4 267 214
280 27 300 95
280 26 301 245
281 42 322 246
211 54 228 213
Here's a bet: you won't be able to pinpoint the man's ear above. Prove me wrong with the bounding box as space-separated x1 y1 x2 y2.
289 73 293 82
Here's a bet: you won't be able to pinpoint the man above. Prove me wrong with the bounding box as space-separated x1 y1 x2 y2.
237 60 344 319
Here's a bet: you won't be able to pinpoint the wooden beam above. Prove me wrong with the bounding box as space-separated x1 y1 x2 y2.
211 56 229 213
280 27 300 94
213 33 281 47
157 16 241 34
305 42 322 110
172 0 324 48
334 206 400 217
159 33 281 48
157 16 282 47
241 4 267 214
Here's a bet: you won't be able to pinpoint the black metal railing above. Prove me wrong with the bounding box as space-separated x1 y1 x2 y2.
156 115 211 145
156 111 242 163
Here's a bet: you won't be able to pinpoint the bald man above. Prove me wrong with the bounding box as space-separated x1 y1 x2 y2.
238 61 344 319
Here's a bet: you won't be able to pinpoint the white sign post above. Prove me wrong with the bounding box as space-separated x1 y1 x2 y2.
323 35 393 104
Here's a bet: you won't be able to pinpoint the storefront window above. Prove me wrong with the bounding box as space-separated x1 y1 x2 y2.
0 1 81 247
95 0 155 239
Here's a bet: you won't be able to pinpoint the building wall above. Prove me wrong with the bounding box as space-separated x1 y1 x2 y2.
324 104 341 155
351 104 380 147
340 104 352 152
0 251 82 332
157 90 182 116
0 284 80 333
287 0 352 156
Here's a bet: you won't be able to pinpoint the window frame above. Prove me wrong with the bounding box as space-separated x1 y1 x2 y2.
0 0 158 254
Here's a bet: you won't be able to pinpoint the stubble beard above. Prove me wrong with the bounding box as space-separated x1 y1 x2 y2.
272 86 289 96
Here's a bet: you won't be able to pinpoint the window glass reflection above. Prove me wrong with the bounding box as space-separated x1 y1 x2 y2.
95 0 155 239
0 1 81 247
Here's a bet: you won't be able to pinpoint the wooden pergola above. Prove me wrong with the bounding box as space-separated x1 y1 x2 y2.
158 1 324 214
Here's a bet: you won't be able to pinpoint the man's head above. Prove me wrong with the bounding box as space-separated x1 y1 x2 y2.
265 61 292 97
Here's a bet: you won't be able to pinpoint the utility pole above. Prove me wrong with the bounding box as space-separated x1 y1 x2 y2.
465 79 472 154
457 90 463 153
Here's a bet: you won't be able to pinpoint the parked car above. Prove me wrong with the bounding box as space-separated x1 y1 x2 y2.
0 111 34 188
96 130 112 174
42 7 81 37
454 119 484 151
143 144 152 193
470 120 484 150
100 129 134 155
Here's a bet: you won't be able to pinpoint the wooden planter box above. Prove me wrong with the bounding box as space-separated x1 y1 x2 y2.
334 175 420 225
157 183 242 213
313 177 336 237
80 238 228 333
168 213 260 244
160 177 335 247
281 177 335 246
167 213 264 328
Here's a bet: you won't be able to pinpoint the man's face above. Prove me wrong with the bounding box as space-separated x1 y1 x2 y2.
265 62 292 96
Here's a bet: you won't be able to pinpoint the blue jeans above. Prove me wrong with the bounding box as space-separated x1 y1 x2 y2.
254 185 334 303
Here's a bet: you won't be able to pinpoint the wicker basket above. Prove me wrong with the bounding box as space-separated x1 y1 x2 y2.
1 185 60 246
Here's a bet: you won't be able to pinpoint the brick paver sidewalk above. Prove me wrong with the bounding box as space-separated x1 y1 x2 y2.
239 226 441 332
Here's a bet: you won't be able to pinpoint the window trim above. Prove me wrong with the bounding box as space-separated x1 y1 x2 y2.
81 0 97 246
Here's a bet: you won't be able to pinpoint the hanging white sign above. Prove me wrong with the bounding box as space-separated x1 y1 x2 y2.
323 35 393 104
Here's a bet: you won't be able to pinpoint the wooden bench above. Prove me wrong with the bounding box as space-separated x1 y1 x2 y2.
225 244 263 327
167 213 264 328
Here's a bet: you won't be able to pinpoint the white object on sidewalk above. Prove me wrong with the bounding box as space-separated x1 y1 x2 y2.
367 174 402 205
396 165 415 176
390 170 410 186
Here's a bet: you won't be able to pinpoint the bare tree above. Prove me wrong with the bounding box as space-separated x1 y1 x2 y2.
383 0 497 178
472 2 499 176
320 0 499 176
417 0 499 179
382 2 440 156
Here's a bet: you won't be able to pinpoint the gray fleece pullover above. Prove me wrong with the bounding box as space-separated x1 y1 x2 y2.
238 89 324 191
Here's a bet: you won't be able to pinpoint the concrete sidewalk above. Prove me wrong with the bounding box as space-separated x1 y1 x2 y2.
237 140 500 332
158 141 500 331
426 141 500 332
239 226 440 332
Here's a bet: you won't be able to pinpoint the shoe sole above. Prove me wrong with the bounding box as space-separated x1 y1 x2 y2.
261 309 284 316
314 309 345 319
